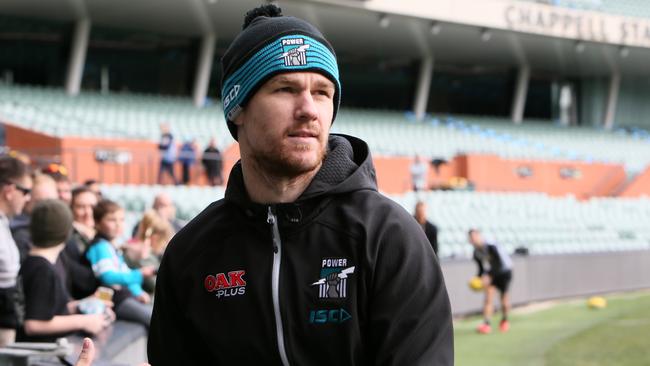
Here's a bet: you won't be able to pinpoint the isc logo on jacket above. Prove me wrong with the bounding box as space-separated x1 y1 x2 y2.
204 270 246 299
311 258 355 299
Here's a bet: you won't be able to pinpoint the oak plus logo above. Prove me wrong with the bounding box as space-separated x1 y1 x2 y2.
204 270 247 299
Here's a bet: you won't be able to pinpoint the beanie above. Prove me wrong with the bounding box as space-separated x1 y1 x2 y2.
221 4 341 140
30 199 73 248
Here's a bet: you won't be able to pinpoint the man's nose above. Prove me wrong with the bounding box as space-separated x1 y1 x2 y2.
294 91 319 122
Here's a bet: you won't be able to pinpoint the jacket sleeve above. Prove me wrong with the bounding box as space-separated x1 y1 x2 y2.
148 239 210 365
86 242 143 289
368 209 454 366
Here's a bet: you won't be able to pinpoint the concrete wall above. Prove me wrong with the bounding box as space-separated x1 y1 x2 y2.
616 76 650 129
441 250 650 315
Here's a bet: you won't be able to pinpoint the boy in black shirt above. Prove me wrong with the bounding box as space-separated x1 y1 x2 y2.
18 200 112 342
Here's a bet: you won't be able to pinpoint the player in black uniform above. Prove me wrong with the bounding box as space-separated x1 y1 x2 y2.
469 228 513 334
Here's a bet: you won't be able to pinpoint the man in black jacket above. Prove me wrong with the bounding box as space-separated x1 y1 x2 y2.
148 4 453 365
414 201 439 255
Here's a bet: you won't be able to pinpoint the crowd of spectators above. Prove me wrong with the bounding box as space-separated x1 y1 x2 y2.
0 152 182 347
0 149 441 351
157 123 223 186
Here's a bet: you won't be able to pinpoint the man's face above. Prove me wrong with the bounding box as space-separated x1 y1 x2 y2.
155 196 176 221
415 203 426 220
57 181 72 204
72 191 98 227
9 175 32 217
468 231 482 247
24 179 57 214
235 72 335 177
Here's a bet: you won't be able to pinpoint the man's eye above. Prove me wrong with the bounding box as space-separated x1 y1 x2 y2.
315 90 332 98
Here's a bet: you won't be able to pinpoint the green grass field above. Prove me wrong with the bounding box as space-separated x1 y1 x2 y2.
454 291 650 366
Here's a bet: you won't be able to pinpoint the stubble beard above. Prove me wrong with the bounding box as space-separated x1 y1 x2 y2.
251 139 328 179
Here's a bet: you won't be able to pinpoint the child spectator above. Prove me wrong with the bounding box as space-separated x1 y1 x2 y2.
86 200 155 328
18 200 112 342
125 210 174 294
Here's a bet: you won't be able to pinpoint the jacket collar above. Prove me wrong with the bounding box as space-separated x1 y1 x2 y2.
225 134 376 226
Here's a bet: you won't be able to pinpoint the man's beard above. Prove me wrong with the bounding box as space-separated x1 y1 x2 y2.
251 141 328 179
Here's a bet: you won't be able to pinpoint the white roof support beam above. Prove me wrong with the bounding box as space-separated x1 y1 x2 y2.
511 64 530 124
603 71 620 130
413 55 434 121
65 18 91 96
193 33 216 107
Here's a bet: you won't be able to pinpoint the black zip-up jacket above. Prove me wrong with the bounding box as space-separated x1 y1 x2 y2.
148 134 453 365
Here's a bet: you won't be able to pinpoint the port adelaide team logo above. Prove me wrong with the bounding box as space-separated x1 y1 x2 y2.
204 270 246 299
280 38 310 66
311 258 355 299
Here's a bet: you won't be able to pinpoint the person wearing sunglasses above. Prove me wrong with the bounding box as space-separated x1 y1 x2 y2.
0 155 32 346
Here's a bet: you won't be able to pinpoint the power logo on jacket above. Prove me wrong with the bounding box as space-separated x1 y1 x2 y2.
309 258 355 325
311 258 355 299
204 270 247 299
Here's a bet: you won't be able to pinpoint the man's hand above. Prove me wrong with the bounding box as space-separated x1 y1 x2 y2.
481 275 492 289
82 314 111 335
140 266 156 277
136 292 151 304
326 273 340 298
75 338 95 366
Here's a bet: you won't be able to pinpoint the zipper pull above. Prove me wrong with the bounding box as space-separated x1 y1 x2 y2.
267 206 276 225
267 206 279 254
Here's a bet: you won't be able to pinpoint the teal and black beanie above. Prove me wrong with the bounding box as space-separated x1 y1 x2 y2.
220 4 341 140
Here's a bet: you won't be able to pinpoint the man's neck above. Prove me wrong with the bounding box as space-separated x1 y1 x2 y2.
241 158 320 204
30 245 64 264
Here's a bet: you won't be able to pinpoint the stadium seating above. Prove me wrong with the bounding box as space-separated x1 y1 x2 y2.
391 190 650 258
1 84 649 173
0 84 233 148
332 111 650 174
100 184 650 258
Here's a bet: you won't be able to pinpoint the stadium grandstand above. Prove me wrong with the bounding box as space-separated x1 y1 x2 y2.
1 0 650 364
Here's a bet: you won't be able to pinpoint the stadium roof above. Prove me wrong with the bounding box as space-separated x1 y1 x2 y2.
2 0 650 76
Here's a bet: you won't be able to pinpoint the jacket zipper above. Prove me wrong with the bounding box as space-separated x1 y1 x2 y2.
267 206 290 366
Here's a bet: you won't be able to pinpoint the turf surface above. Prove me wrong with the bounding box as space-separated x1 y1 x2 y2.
454 291 650 366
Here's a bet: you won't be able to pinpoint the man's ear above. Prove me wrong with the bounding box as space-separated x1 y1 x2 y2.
0 184 12 200
233 109 245 127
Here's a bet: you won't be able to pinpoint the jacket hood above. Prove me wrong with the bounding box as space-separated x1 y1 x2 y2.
225 134 377 209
